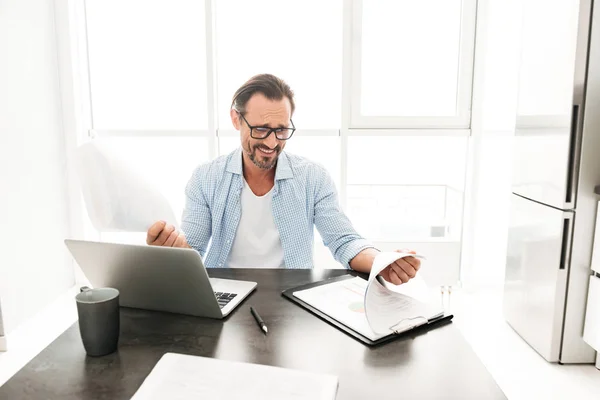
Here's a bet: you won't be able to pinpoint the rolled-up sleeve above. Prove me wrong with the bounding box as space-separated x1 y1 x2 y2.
313 167 374 269
181 167 212 257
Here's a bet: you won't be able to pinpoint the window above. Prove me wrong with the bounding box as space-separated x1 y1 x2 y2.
86 0 208 130
84 0 213 243
75 1 477 281
215 0 342 129
350 0 476 128
346 136 467 242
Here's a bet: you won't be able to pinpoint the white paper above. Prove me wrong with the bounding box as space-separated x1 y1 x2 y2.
365 252 443 334
294 277 383 341
130 353 338 400
294 252 443 339
379 269 434 304
75 141 179 232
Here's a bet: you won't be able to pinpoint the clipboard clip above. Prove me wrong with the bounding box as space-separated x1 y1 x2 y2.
389 316 429 334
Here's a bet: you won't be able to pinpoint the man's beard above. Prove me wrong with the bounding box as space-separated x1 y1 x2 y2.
246 140 281 170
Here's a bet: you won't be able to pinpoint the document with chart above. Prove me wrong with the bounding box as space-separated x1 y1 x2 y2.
292 252 445 341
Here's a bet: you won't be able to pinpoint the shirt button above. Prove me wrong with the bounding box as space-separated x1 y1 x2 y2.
219 263 223 267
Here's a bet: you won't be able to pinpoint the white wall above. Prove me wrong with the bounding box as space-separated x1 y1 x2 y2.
0 0 74 333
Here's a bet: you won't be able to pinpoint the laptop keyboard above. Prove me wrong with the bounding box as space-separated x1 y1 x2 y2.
214 292 237 309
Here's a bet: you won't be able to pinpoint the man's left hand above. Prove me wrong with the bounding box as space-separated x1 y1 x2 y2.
379 249 421 285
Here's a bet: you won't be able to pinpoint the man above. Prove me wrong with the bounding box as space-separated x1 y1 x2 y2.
147 74 420 285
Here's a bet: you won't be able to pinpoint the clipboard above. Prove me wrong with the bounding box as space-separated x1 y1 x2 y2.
281 274 453 346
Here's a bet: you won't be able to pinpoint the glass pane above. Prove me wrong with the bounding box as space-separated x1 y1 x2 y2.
516 0 580 119
360 0 462 117
97 137 209 244
219 137 240 156
283 136 341 191
86 0 208 129
215 0 342 129
347 136 467 241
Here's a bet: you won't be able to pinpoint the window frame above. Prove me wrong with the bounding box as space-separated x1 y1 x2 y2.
347 0 478 129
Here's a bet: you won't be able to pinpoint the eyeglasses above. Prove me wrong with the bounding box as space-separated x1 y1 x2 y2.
237 111 296 140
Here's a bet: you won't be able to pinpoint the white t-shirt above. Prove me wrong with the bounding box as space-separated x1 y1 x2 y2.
227 179 285 268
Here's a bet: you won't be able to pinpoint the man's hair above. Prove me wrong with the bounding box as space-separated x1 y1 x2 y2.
231 74 295 116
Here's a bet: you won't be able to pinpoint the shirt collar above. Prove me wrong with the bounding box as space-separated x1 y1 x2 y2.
226 147 293 181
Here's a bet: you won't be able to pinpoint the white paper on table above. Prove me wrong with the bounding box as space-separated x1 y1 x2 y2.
130 353 339 400
293 252 443 340
365 252 443 334
294 277 383 341
74 141 179 232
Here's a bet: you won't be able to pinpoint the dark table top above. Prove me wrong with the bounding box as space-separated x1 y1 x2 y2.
0 269 506 399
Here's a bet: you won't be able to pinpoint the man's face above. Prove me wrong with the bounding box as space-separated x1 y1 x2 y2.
231 93 292 170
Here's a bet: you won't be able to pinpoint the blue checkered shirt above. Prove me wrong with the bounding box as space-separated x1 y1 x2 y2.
181 148 374 269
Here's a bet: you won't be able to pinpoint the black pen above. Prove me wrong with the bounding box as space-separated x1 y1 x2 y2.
250 306 268 334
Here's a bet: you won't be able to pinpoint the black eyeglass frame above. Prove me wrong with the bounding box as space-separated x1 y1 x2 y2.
236 111 296 140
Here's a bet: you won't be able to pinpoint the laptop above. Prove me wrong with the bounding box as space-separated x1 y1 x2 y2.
64 239 257 318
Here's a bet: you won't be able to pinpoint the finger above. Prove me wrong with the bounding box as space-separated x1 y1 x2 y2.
392 268 410 284
378 266 391 281
389 268 404 285
173 233 187 248
146 220 166 244
392 263 411 282
408 256 421 271
393 248 420 270
154 224 175 246
394 259 417 279
390 264 410 285
163 230 179 247
402 256 421 271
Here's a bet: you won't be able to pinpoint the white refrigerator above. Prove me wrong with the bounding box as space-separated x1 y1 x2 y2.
503 0 600 363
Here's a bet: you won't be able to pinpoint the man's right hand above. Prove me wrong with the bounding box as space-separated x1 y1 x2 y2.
146 221 190 248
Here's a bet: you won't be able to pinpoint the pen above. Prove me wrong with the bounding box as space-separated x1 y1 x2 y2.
250 306 268 334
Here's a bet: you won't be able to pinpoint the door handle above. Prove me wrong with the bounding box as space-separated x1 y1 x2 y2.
559 216 574 270
566 104 581 204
